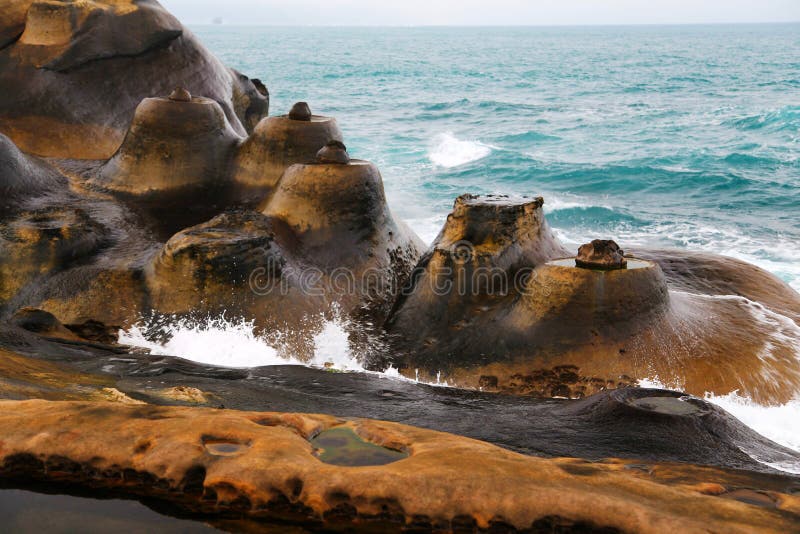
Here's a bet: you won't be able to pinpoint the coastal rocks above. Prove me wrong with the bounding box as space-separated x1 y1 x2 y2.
90 90 243 234
260 147 425 320
0 1 31 49
0 133 66 215
147 210 325 329
232 103 344 205
384 194 569 366
575 239 627 270
149 149 424 330
0 0 268 159
386 197 800 404
0 399 797 533
0 206 110 303
13 0 182 71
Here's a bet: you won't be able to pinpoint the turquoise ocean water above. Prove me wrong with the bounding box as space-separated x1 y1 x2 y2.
195 24 800 289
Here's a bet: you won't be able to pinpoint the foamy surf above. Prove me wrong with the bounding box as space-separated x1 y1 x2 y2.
119 315 366 372
638 377 800 473
428 132 491 168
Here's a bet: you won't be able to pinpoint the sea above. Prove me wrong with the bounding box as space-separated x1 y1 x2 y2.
196 24 800 290
124 24 800 462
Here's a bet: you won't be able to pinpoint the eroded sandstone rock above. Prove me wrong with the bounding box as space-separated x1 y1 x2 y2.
386 196 800 404
0 399 796 533
0 133 66 215
261 156 425 320
0 0 268 159
232 103 344 205
89 91 243 234
575 239 627 270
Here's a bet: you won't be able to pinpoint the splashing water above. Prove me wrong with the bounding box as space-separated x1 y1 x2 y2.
638 377 800 473
121 307 798 473
428 132 491 168
119 315 365 372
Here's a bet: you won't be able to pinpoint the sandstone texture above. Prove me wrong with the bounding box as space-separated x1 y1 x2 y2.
0 399 798 533
0 0 268 159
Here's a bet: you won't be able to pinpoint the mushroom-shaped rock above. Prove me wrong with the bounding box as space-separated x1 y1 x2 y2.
386 199 800 405
231 106 344 205
576 239 627 270
260 158 425 320
90 93 243 235
384 194 569 367
0 0 268 159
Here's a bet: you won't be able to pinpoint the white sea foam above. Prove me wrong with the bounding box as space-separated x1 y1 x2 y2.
638 377 800 473
428 132 491 168
119 315 365 372
542 194 614 214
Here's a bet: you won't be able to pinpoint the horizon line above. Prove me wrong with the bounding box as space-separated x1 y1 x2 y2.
185 20 800 28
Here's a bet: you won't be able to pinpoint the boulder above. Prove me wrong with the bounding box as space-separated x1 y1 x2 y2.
575 239 627 270
0 0 268 159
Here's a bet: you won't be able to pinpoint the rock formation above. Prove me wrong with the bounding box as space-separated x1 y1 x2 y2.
575 239 627 269
233 103 344 205
0 399 797 533
386 195 800 404
1 1 800 529
0 0 268 159
148 143 424 333
89 88 244 234
0 133 66 215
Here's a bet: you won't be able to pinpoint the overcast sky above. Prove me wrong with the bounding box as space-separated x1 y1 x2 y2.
160 0 800 26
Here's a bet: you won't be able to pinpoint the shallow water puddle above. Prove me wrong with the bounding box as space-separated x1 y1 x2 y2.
627 396 705 416
310 427 408 466
202 436 250 457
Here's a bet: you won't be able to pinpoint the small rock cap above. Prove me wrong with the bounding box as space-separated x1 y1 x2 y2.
169 87 192 102
575 239 628 270
316 140 350 164
289 101 312 121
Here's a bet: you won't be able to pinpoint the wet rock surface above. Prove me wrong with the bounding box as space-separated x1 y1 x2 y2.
0 0 267 159
575 239 627 270
1 1 800 531
0 399 797 533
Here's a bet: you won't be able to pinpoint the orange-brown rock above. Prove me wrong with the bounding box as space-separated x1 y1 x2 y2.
0 0 268 159
146 210 326 331
0 0 30 49
0 206 109 303
89 91 243 234
386 196 800 405
232 104 344 205
0 399 797 533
